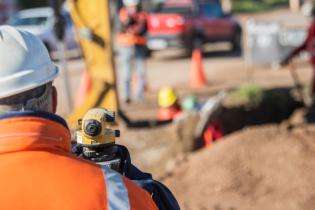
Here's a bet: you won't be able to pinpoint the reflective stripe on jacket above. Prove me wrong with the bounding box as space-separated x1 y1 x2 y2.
72 144 181 210
118 7 147 46
0 111 158 210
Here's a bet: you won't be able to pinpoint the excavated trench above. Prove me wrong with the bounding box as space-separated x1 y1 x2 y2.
194 87 303 149
120 87 303 177
219 88 301 132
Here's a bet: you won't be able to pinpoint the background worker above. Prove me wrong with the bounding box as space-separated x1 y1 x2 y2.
157 87 223 146
157 87 183 121
118 0 147 103
282 9 315 100
0 26 158 210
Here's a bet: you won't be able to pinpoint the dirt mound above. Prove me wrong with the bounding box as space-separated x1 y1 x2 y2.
164 124 315 210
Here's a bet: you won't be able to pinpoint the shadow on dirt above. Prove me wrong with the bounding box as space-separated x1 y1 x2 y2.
203 49 242 59
154 48 242 61
217 87 302 135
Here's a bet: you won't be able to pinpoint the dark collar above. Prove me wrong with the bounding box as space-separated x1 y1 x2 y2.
0 111 68 129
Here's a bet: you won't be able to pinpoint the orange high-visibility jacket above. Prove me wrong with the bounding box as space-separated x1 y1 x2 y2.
157 107 183 121
118 7 147 46
0 112 158 210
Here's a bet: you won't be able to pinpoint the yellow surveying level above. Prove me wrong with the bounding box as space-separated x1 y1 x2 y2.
76 108 120 146
75 108 122 170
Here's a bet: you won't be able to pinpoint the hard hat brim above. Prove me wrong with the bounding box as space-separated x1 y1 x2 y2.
0 64 59 99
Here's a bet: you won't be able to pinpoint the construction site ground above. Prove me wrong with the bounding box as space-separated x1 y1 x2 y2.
163 122 315 210
54 9 315 210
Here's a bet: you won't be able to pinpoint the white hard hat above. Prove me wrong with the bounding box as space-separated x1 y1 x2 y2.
123 0 140 6
0 26 59 99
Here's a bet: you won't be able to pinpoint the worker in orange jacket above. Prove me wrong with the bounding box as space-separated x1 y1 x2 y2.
157 87 183 121
0 25 158 210
282 9 315 98
118 0 147 103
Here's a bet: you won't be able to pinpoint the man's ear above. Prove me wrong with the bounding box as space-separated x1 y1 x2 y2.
52 86 57 114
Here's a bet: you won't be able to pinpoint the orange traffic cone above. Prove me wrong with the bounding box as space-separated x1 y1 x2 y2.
190 49 206 89
74 71 92 108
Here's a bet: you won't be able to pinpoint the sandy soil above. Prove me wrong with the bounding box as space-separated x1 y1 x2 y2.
164 120 315 210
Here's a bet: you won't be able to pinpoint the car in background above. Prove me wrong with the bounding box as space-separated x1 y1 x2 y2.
147 0 242 53
7 7 80 57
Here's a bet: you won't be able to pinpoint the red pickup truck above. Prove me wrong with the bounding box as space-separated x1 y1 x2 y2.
147 0 242 53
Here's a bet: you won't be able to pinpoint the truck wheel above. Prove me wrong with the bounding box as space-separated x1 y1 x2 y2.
232 28 242 53
185 37 204 56
192 37 204 51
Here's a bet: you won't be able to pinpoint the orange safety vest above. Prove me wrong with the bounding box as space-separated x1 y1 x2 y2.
0 112 158 210
157 107 183 121
118 7 146 46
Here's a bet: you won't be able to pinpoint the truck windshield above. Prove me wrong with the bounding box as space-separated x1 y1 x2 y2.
200 2 223 18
